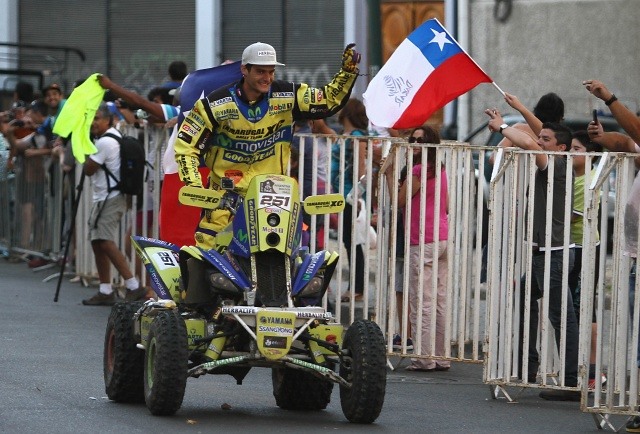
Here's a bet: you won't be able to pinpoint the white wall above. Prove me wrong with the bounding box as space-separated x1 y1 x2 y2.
465 0 640 134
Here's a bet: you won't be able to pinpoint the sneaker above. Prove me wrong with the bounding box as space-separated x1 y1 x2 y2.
124 287 150 302
392 334 402 350
392 334 413 351
82 291 116 306
588 373 607 391
405 337 414 351
28 258 52 268
538 389 581 402
626 415 640 432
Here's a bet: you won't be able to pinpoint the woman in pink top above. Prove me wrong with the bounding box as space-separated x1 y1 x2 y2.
387 126 449 371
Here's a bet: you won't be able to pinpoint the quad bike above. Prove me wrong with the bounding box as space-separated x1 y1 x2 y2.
103 173 387 423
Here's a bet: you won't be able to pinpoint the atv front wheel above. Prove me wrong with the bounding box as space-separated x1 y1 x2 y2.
144 310 188 415
272 366 334 410
104 302 145 403
339 319 387 423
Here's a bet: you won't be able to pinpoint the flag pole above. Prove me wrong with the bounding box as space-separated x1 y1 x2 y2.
492 82 506 97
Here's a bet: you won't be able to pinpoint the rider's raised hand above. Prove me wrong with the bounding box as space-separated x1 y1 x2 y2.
342 43 361 74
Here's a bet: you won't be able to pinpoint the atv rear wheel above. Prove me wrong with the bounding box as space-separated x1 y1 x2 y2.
272 366 334 410
339 319 386 423
104 302 145 403
144 310 188 415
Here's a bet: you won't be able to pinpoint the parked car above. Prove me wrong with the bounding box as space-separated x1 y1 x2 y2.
464 114 626 254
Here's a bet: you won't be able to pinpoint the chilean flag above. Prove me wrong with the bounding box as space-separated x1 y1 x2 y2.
363 18 492 129
159 62 242 247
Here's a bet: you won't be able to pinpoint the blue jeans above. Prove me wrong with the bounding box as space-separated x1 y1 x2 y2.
519 249 578 386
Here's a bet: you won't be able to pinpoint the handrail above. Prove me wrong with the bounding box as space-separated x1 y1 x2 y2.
0 42 85 62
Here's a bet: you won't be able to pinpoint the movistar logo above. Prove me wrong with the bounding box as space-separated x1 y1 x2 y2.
236 229 248 243
217 135 233 148
248 106 262 119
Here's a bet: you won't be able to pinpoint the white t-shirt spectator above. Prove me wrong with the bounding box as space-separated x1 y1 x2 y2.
88 127 121 202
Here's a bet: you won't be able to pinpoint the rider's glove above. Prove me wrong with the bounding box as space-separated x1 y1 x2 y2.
341 43 361 74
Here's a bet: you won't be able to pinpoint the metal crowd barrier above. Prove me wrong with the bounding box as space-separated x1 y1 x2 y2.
0 135 67 268
0 135 13 257
295 132 398 325
483 146 640 430
376 141 487 365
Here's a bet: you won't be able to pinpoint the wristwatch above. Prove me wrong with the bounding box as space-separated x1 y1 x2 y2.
499 123 509 134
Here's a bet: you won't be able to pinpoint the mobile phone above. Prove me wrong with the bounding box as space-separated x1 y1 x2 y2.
592 109 598 124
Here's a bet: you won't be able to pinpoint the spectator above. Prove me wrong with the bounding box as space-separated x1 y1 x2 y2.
568 130 605 390
385 126 448 370
331 98 369 303
486 108 579 401
147 86 173 105
42 83 66 129
13 81 34 105
81 103 149 306
583 78 640 431
161 60 188 90
380 142 415 352
1 100 52 264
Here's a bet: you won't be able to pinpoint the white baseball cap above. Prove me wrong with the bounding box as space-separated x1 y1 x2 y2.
241 42 285 66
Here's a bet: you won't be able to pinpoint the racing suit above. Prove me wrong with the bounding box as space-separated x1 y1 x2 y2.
174 68 358 249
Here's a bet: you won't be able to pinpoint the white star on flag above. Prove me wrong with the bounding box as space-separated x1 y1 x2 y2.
429 29 452 51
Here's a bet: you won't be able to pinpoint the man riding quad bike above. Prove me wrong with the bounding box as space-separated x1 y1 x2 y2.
103 41 386 423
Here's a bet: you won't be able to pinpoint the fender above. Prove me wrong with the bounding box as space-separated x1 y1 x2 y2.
131 236 181 301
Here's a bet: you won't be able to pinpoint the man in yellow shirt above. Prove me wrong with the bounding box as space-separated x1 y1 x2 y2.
174 42 360 249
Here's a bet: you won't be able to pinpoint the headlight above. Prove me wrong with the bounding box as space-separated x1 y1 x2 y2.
299 276 323 297
267 213 280 227
209 272 239 293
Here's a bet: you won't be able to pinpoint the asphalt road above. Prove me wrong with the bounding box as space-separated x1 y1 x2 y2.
0 258 628 433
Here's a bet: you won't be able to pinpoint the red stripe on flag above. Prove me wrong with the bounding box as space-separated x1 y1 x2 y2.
393 53 492 129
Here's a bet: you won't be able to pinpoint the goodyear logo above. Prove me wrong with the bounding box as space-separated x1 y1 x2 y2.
247 199 257 246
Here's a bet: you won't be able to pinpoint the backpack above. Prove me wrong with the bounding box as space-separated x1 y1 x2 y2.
102 132 147 196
